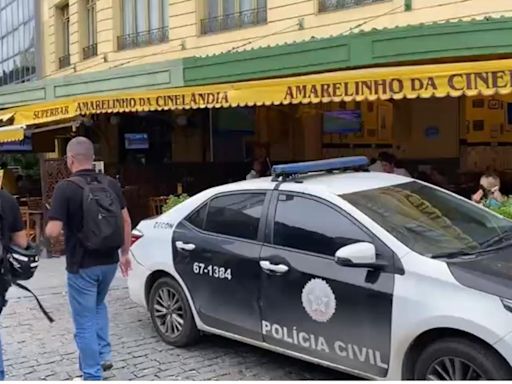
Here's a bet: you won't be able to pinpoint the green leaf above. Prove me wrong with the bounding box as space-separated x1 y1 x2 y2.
162 193 190 213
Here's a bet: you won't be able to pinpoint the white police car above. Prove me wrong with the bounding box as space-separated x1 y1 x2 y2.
127 157 512 380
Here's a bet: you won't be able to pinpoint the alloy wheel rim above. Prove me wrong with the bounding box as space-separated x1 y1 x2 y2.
153 287 185 338
425 357 485 380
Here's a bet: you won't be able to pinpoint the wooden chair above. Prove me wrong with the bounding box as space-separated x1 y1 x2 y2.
26 197 43 211
20 207 37 242
148 196 168 217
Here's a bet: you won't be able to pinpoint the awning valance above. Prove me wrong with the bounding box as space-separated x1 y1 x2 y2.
0 125 25 143
5 58 512 126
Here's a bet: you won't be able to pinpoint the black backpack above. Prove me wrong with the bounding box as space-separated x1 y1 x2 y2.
68 174 124 251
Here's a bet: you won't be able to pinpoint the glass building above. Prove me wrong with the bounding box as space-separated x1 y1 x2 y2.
0 0 37 86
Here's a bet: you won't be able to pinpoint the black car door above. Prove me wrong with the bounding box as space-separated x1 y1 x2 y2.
173 191 271 341
259 192 397 378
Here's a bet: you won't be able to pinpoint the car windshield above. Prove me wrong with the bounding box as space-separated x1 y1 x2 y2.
341 181 512 258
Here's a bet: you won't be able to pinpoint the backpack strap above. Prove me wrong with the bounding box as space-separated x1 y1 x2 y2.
67 174 107 190
67 176 89 190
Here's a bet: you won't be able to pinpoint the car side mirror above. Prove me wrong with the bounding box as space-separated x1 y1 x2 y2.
334 242 387 270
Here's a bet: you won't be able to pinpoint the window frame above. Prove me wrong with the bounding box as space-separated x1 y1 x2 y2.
121 0 169 35
182 190 272 244
61 3 70 56
86 0 97 46
201 0 267 34
266 190 397 265
206 0 264 17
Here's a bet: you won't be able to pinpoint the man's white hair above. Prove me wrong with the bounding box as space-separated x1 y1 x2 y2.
66 136 94 163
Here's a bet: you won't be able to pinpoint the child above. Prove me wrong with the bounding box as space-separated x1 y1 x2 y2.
472 173 506 209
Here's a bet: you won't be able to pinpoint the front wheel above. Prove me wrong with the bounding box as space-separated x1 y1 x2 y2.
414 337 512 380
148 277 200 347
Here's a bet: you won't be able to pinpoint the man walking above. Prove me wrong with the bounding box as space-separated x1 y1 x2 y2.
45 137 132 380
0 189 28 380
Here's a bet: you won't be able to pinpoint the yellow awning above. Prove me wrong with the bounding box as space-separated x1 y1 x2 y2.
0 112 14 123
0 125 25 143
5 57 512 126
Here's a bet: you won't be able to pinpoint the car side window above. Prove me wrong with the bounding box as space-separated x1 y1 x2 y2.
203 193 266 241
273 194 371 256
185 204 208 230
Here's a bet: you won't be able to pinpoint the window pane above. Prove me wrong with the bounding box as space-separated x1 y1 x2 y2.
1 37 6 59
122 0 134 34
207 0 219 18
240 0 252 11
273 194 368 256
223 0 235 15
12 1 18 26
7 33 13 57
135 0 146 32
87 2 96 44
13 27 19 54
27 0 33 19
186 204 207 230
149 0 159 29
161 0 168 28
5 4 12 32
257 0 266 8
204 193 265 241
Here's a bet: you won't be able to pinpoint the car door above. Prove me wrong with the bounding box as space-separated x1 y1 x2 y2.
259 192 396 378
173 191 270 341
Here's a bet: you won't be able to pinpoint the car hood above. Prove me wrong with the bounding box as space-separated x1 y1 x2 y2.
448 247 512 300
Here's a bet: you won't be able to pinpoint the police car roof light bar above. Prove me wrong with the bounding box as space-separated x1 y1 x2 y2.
271 156 369 181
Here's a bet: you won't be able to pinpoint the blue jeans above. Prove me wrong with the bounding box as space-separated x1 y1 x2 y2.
67 264 117 381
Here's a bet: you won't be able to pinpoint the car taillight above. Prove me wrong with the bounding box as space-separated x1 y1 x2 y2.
130 229 143 247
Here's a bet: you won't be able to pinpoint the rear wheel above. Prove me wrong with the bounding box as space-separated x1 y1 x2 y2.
149 277 199 347
414 337 512 380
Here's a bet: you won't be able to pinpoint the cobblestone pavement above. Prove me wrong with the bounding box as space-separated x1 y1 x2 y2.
1 261 351 380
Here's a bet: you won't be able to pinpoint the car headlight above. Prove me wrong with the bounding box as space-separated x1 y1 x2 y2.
501 298 512 313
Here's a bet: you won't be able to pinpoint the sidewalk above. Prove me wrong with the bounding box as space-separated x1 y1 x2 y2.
6 256 126 299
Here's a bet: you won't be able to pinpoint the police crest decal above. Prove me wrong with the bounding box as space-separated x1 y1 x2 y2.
301 278 336 322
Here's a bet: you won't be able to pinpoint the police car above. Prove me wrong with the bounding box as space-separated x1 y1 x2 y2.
127 157 512 380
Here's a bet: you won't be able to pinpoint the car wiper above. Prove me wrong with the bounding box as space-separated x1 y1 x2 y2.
431 250 481 260
480 231 512 249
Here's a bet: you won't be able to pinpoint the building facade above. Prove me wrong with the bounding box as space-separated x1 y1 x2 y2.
0 0 40 86
0 0 512 230
40 0 512 77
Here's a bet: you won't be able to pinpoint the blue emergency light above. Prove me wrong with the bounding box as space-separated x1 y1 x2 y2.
271 156 369 181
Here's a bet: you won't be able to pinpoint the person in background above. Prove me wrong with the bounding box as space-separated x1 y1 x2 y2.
246 160 263 180
368 152 386 172
429 167 450 189
379 152 411 177
0 163 17 195
472 173 506 209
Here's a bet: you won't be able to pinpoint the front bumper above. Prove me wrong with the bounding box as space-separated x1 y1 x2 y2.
127 254 151 309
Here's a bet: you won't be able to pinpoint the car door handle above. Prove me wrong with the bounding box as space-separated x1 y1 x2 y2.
175 241 196 251
259 260 289 274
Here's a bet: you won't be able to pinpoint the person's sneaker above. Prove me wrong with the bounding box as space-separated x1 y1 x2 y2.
102 361 114 372
72 377 83 381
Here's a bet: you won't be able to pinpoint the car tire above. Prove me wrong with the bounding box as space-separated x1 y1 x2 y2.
414 337 512 380
149 276 200 347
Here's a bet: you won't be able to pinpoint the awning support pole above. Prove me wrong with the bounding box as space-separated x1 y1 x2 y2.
209 108 214 162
